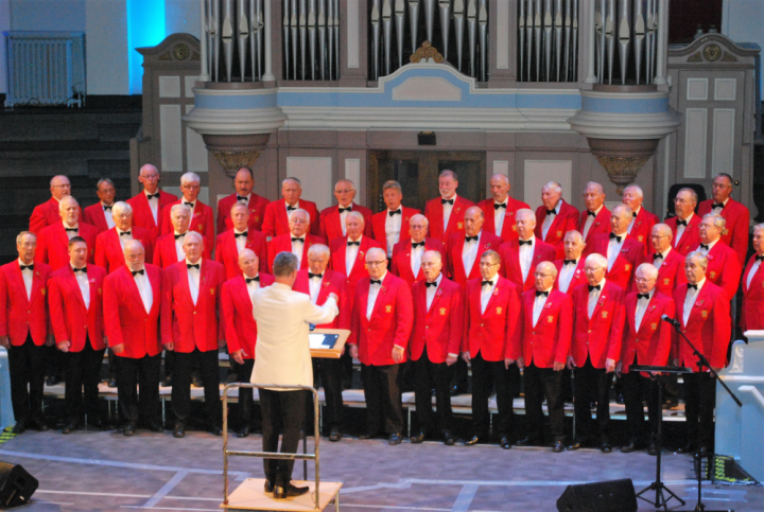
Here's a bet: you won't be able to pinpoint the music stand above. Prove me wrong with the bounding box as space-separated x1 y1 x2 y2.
631 365 690 511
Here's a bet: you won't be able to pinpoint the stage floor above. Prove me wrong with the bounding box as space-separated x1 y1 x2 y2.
0 428 760 512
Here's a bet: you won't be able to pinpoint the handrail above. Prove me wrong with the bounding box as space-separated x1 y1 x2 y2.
738 385 764 410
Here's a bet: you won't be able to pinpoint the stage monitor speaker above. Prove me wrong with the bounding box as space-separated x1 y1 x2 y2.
556 478 637 512
0 461 38 509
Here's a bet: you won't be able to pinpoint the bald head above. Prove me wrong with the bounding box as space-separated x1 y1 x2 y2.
123 240 146 272
139 164 161 194
583 182 605 212
489 173 511 203
59 196 80 226
516 208 536 240
50 175 71 200
234 168 254 197
238 248 260 278
464 206 485 237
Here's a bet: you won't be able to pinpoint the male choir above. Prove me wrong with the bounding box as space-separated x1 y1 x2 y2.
0 168 752 457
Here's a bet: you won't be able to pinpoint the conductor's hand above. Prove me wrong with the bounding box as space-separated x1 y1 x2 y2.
231 350 245 365
392 345 404 363
605 358 616 373
58 340 70 353
164 342 174 352
112 343 125 355
0 335 9 349
349 344 358 359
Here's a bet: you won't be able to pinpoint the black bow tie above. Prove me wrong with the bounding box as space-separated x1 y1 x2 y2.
20 264 34 271
174 233 186 240
637 293 649 300
187 263 200 270
103 205 113 211
235 232 248 238
688 283 698 290
536 290 549 298
632 212 638 218
237 195 248 202
712 203 725 209
347 240 360 246
494 203 506 210
676 219 688 227
757 255 764 262
308 273 323 279
481 280 493 287
587 210 597 217
370 279 382 285
146 193 159 200
546 209 556 215
653 253 664 260
286 205 297 212
338 206 352 213
65 227 78 233
465 236 478 243
411 241 425 248
441 198 454 205
184 202 194 208
73 267 87 273
564 259 576 266
389 209 402 217
425 281 438 288
609 233 622 243
699 243 710 251
519 239 532 246
131 269 144 276
588 284 601 292
292 237 304 243
246 276 260 284
119 231 131 237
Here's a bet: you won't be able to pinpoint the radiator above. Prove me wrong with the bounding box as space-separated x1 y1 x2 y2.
4 31 86 108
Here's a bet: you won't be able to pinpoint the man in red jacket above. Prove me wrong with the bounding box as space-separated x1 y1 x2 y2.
409 250 463 446
216 167 270 234
267 209 326 272
126 164 178 234
446 206 503 288
0 231 52 433
161 231 227 438
29 175 78 234
535 181 579 259
463 250 521 449
554 231 588 294
159 172 215 252
424 170 475 243
221 249 275 438
103 240 163 436
741 224 764 332
499 208 556 292
348 247 414 445
586 204 645 292
329 211 383 303
568 253 625 453
319 179 373 243
36 196 98 271
83 178 117 234
262 177 320 238
48 236 107 434
623 185 659 253
215 203 268 279
650 223 687 297
390 214 445 285
477 173 530 243
673 252 731 456
370 180 421 258
579 182 610 244
95 201 156 274
698 173 750 267
619 263 675 455
689 214 742 300
666 188 701 255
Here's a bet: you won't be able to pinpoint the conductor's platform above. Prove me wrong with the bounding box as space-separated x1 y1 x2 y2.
222 478 342 511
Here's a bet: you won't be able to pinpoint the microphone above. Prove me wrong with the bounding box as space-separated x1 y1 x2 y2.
661 315 680 328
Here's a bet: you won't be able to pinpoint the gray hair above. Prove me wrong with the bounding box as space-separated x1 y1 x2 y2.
564 230 585 245
184 231 204 245
439 169 458 181
97 178 115 190
335 179 355 191
282 177 301 187
652 223 673 241
288 207 311 225
422 249 442 265
59 195 79 211
346 211 365 225
480 249 501 265
410 213 429 226
272 252 299 277
111 201 132 218
636 263 658 280
308 243 331 258
623 184 643 198
366 247 387 261
230 202 249 216
516 208 536 224
702 213 727 233
536 261 558 277
490 173 509 184
677 187 698 205
584 181 604 194
123 239 145 255
180 172 201 186
171 203 193 219
585 253 608 269
382 180 402 193
612 203 633 218
542 181 562 194
16 231 36 245
686 251 708 269
754 223 764 235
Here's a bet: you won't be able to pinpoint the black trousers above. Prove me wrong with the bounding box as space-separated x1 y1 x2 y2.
684 372 716 449
623 371 661 443
260 389 306 486
471 351 515 438
164 350 175 378
64 341 105 424
236 359 256 425
572 358 612 442
117 353 161 426
524 363 565 442
172 348 220 427
313 358 343 429
361 363 403 435
412 348 453 434
7 336 46 425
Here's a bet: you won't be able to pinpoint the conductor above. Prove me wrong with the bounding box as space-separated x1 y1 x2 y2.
250 251 339 499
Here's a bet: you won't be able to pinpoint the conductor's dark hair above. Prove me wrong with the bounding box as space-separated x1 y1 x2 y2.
273 252 299 277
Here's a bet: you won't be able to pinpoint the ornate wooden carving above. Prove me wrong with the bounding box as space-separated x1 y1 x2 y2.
409 41 444 64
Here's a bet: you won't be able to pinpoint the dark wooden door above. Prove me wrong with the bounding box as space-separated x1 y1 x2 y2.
367 151 486 213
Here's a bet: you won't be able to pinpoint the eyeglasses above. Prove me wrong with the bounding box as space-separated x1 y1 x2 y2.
140 174 159 180
335 189 354 194
366 261 387 267
478 262 499 268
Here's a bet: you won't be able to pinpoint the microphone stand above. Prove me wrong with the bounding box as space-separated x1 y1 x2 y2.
668 319 742 512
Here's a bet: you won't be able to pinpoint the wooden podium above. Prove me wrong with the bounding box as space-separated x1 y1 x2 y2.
309 329 350 359
221 478 342 511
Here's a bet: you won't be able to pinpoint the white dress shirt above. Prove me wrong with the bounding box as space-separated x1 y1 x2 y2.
73 264 90 310
174 232 187 261
541 200 561 241
308 272 323 303
385 209 403 257
63 222 79 240
245 274 260 304
186 259 201 306
480 273 498 314
19 259 33 300
285 201 300 215
338 204 351 237
462 232 481 277
698 238 719 256
582 205 603 240
494 198 508 235
183 199 197 212
558 258 579 293
653 247 672 268
291 235 305 267
425 273 442 311
607 233 626 271
627 207 641 234
518 237 535 283
346 236 362 276
683 278 705 326
747 255 763 289
103 203 115 229
237 193 251 205
117 228 133 249
675 212 694 245
133 268 153 314
635 289 653 330
441 194 456 232
234 229 247 254
410 239 425 278
712 197 729 215
367 272 386 319
588 278 605 318
532 288 552 326
145 190 159 224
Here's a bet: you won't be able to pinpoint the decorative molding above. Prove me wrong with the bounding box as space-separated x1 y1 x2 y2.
158 52 173 61
687 53 703 63
703 44 722 62
391 76 462 102
722 52 738 63
212 150 261 177
410 41 444 64
595 156 650 195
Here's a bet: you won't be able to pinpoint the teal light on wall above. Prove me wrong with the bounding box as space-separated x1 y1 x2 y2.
127 0 166 94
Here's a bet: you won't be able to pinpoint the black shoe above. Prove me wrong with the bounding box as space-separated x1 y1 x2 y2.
676 443 695 454
211 425 223 436
123 424 136 437
172 424 185 438
264 479 274 494
516 437 540 447
410 430 426 444
463 435 481 446
46 375 61 386
237 426 250 438
552 441 565 453
647 442 658 456
146 421 163 433
273 482 309 499
499 436 512 449
567 438 586 451
388 432 402 445
443 431 455 446
12 422 26 434
62 422 79 435
329 426 342 442
621 441 640 453
600 441 612 453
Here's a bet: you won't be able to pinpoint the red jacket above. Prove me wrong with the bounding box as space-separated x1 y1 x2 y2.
35 222 98 271
688 241 742 300
160 199 215 252
445 231 503 287
665 214 701 256
424 195 475 243
477 197 530 243
48 265 107 352
699 198 750 267
319 203 373 243
348 273 414 366
620 291 675 373
628 208 659 254
328 235 383 309
82 203 111 234
152 232 213 268
673 281 731 371
409 276 464 363
553 258 587 295
534 200 579 259
741 254 764 331
293 269 350 330
127 190 178 233
261 198 320 238
94 226 156 274
160 259 226 353
215 229 268 279
29 197 81 234
510 289 573 368
267 233 326 273
370 206 421 251
221 273 275 359
586 233 645 292
578 207 611 244
216 192 270 234
390 237 446 285
654 248 687 297
570 280 626 369
0 261 52 346
499 238 556 292
103 264 163 359
463 276 521 362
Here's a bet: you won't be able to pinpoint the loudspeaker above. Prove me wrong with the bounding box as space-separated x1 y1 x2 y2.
0 461 38 508
556 478 637 512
